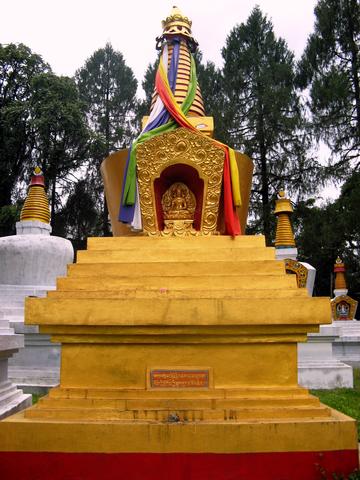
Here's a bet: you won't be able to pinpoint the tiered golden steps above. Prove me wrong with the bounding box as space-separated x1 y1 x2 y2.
25 235 331 423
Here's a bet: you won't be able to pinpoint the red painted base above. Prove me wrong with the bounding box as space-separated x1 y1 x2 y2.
0 450 358 480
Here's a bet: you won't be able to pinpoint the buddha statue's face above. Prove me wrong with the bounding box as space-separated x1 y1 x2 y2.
175 186 184 198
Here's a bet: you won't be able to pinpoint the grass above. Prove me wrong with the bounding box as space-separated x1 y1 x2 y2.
32 392 46 405
311 368 360 439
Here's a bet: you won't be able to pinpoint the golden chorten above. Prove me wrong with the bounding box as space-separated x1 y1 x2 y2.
331 257 358 320
334 257 347 291
0 8 358 479
20 167 50 224
274 190 296 247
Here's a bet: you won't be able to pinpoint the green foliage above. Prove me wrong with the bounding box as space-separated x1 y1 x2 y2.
135 60 158 132
75 42 138 155
75 43 138 235
0 43 49 207
195 53 227 142
29 72 89 224
221 7 320 242
32 392 46 405
0 204 21 236
56 179 101 251
298 0 360 173
294 171 360 300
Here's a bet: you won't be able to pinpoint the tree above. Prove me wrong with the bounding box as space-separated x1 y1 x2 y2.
294 171 360 300
135 60 158 130
56 179 101 251
0 204 22 237
75 43 138 235
195 53 228 142
221 7 320 243
294 199 345 296
0 43 49 209
298 0 360 173
29 72 89 224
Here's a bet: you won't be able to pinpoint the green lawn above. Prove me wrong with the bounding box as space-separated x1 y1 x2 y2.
32 392 46 405
311 368 360 439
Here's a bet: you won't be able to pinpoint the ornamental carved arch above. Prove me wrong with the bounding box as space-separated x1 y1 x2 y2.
284 258 308 288
136 128 224 235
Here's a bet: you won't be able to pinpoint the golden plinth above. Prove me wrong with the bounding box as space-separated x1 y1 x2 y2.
0 236 358 478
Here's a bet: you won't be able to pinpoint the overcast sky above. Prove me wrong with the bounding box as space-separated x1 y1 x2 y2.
2 0 317 86
4 0 339 199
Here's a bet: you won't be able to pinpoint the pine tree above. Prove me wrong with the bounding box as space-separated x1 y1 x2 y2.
29 73 89 225
298 0 360 173
75 43 138 235
0 43 49 208
222 7 319 242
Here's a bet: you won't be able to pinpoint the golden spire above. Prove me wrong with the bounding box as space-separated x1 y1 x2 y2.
334 257 347 291
274 191 296 248
151 6 206 118
20 167 50 224
161 6 193 42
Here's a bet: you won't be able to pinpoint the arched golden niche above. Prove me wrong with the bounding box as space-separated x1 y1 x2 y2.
137 128 223 235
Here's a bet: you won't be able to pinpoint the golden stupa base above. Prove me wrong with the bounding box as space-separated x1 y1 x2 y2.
0 236 358 479
0 405 357 479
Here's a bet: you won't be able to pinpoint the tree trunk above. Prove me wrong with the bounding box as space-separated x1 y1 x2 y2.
256 91 271 244
260 143 271 245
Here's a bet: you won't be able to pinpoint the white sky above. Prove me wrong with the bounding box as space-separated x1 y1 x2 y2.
2 0 317 86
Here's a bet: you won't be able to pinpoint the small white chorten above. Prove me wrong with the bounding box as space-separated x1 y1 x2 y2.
0 168 74 392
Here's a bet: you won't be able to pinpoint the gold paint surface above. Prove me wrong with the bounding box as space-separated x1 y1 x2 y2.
20 185 50 223
1 235 355 455
285 259 309 288
100 149 137 236
331 295 358 321
0 409 357 454
100 142 252 236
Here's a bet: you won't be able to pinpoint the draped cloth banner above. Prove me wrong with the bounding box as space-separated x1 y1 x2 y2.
119 38 242 235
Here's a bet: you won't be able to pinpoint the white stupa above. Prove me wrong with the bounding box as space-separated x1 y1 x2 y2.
0 167 74 393
331 257 360 366
273 191 353 388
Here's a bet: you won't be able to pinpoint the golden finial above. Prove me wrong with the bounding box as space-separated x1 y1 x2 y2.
274 190 296 248
148 7 206 123
162 6 192 37
20 167 51 224
156 6 198 51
